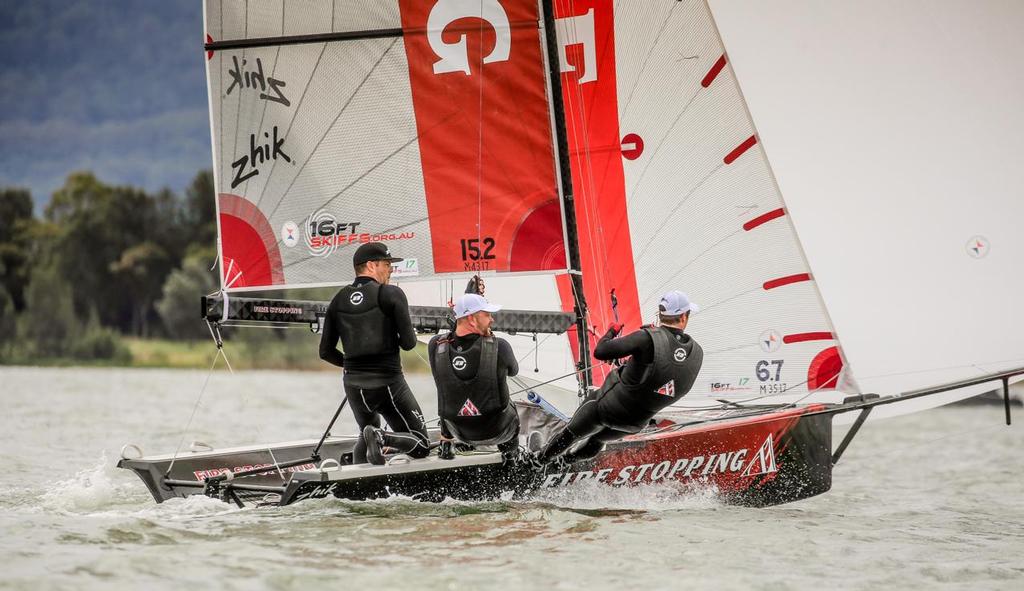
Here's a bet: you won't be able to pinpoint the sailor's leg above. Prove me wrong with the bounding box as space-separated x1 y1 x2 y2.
376 377 431 459
536 400 604 463
563 428 632 462
496 413 523 459
344 382 381 464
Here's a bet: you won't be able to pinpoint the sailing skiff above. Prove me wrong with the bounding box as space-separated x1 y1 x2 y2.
120 0 1023 507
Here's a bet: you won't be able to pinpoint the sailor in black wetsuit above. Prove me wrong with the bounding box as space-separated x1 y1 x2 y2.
535 291 704 465
428 293 521 460
319 242 429 465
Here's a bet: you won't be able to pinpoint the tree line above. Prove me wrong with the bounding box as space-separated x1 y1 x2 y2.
0 170 221 362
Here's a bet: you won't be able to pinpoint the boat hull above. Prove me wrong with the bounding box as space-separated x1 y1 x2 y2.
119 404 833 507
278 405 833 507
117 437 355 504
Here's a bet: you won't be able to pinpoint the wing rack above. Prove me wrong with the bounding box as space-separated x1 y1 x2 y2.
201 294 576 335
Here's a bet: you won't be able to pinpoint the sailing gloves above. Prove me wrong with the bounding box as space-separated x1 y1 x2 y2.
608 323 624 337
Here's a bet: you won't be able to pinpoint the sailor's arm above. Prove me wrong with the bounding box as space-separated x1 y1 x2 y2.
384 286 418 351
428 336 454 443
498 338 519 377
318 303 345 367
593 327 648 361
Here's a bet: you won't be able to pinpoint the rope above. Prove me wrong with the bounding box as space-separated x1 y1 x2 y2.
508 364 596 398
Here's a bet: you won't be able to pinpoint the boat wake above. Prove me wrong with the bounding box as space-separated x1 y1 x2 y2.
270 478 727 519
530 478 726 513
38 454 240 519
39 453 142 514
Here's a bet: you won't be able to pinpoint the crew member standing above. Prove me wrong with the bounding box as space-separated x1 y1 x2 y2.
534 291 703 465
429 293 521 459
319 242 429 465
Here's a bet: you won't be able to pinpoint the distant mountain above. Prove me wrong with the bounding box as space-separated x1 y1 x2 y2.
0 0 210 208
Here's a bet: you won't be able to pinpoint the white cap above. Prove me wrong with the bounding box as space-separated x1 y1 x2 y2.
659 291 699 316
454 293 502 319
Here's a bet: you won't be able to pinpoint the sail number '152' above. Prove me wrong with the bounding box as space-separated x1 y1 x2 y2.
460 237 496 270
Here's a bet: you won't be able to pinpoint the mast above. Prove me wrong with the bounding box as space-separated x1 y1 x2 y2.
540 0 592 393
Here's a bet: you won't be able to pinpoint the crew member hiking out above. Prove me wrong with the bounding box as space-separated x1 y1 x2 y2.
429 292 521 460
533 291 704 466
319 242 429 465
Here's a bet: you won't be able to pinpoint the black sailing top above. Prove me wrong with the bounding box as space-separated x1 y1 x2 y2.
427 332 519 439
319 276 417 380
593 324 688 385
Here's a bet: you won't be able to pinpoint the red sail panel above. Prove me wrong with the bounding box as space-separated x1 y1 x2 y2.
217 193 284 288
554 0 641 384
399 0 566 275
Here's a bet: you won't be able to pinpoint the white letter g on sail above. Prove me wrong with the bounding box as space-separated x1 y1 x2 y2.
427 0 511 75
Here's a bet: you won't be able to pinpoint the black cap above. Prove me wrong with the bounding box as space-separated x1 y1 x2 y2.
353 242 404 267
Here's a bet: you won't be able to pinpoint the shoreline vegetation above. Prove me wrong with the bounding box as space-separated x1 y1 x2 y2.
2 337 433 373
0 170 434 373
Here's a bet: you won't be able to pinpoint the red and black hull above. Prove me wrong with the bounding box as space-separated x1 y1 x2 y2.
278 404 834 507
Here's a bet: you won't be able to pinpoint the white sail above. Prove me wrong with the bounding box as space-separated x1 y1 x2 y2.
708 0 1024 415
549 0 854 405
205 0 572 291
203 0 1023 418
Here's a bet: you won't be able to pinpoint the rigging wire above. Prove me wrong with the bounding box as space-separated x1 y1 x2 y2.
508 363 596 398
165 329 233 477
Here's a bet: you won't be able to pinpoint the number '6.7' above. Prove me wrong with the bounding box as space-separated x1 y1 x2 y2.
756 360 784 382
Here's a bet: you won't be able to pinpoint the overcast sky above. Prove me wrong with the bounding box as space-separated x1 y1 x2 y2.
0 0 210 209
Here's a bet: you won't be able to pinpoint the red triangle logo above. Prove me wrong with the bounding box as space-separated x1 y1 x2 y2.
457 399 481 417
656 380 675 397
742 434 778 477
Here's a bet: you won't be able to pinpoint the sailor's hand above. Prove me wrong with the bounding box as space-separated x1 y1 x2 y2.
608 322 624 337
465 274 485 296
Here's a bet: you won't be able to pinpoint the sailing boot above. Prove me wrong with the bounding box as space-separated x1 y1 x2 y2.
363 425 387 465
532 426 578 466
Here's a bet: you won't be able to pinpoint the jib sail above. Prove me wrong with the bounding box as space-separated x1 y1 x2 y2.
551 0 853 402
550 0 1023 411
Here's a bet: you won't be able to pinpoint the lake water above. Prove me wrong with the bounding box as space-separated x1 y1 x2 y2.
1 366 1021 590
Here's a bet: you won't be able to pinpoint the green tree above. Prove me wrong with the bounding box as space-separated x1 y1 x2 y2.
156 253 218 339
0 285 15 360
0 188 36 311
183 169 217 251
109 242 172 337
17 265 79 358
45 172 184 335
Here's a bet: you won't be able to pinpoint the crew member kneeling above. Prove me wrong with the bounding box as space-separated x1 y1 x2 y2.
535 291 704 465
429 293 520 459
319 242 430 465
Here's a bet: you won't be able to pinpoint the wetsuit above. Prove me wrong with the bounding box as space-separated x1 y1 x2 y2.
319 276 429 462
428 332 520 455
538 325 703 463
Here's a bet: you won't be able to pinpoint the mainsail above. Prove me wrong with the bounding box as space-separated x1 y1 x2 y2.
205 0 571 291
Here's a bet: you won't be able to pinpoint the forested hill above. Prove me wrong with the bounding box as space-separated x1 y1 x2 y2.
0 170 390 371
0 171 221 364
0 1 209 209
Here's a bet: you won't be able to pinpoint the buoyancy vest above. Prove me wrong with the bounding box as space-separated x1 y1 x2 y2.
597 327 703 431
434 335 510 421
333 281 397 360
